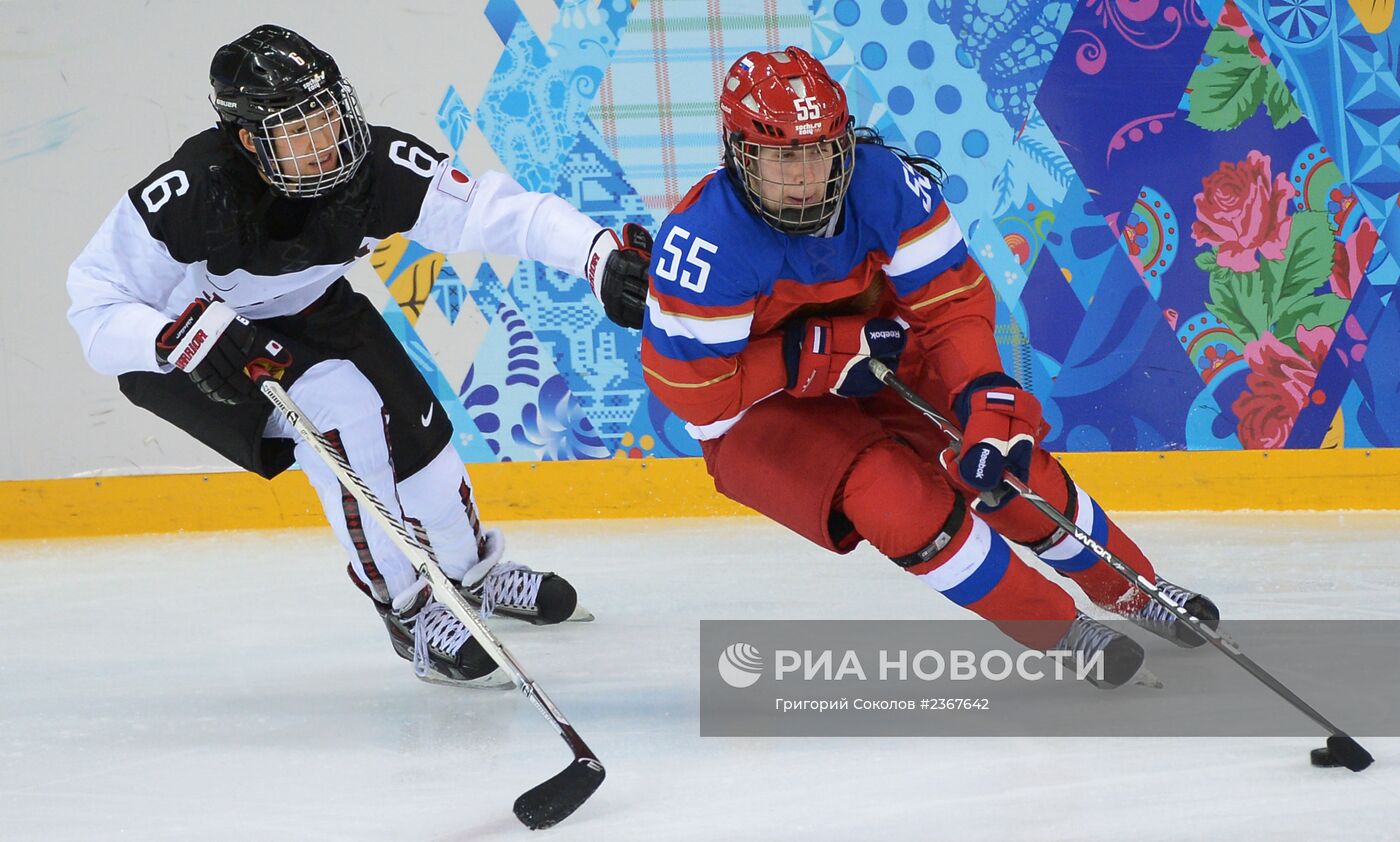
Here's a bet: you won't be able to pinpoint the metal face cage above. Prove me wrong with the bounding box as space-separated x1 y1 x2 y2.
244 79 370 198
728 124 855 235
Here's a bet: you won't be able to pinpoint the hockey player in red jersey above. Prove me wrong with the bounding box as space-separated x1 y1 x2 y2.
67 26 652 687
642 47 1220 687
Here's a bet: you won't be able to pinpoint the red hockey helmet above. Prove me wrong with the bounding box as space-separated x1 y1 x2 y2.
719 47 855 234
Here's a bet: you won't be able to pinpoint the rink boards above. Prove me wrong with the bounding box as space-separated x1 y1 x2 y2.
5 449 1400 539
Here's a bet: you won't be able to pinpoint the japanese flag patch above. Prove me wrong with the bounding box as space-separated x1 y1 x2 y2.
435 167 477 204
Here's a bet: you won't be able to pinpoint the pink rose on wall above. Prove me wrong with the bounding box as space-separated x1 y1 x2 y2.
1330 217 1380 300
1192 151 1296 272
1231 325 1334 448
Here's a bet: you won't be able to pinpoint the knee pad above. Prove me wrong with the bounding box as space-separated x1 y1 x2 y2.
894 503 1078 637
840 439 958 558
1033 478 1109 574
1026 463 1078 555
890 499 1012 607
979 456 1076 549
286 359 384 434
978 459 1112 575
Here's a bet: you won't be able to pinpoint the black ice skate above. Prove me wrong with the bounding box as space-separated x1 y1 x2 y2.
456 529 592 625
1114 578 1221 649
1054 613 1153 689
375 579 510 688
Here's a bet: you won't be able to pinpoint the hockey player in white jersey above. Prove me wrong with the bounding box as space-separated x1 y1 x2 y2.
67 25 652 687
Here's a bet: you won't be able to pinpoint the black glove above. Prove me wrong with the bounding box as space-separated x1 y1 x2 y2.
155 298 293 405
586 223 652 329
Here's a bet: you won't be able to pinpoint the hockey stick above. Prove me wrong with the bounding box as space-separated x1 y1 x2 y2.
868 359 1374 772
251 368 604 828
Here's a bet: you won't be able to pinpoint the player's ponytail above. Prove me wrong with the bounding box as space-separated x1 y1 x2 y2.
853 126 946 187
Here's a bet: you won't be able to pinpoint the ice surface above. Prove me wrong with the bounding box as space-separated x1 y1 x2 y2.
2 513 1398 840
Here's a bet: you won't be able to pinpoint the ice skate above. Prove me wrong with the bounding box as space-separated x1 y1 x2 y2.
1113 577 1220 649
374 579 510 688
1054 612 1155 689
456 529 593 625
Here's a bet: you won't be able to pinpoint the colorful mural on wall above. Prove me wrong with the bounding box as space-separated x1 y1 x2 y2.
368 0 1400 460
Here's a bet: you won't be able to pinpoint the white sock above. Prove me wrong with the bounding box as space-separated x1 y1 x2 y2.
394 444 488 581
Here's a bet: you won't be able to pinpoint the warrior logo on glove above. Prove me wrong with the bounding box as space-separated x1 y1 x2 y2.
586 223 653 329
156 298 294 405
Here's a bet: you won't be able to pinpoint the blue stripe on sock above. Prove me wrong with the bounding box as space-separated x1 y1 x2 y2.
1041 498 1109 573
941 531 1012 606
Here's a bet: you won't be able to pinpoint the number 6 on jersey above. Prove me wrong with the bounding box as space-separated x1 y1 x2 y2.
655 226 718 294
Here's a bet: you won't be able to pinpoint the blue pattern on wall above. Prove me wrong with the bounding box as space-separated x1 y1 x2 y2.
373 0 1398 459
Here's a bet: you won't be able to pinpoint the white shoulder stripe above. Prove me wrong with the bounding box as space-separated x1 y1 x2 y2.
885 214 965 278
646 296 753 346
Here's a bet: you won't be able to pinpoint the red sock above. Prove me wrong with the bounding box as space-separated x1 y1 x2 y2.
1059 518 1157 613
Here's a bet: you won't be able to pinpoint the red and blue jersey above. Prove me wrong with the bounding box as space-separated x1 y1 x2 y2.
642 142 1000 440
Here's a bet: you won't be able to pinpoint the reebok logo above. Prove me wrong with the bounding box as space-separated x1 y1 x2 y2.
175 329 207 370
975 448 991 480
868 330 902 341
586 253 601 285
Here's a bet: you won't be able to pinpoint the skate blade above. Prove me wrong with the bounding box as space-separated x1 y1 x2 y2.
566 603 595 622
416 666 514 690
1132 666 1164 689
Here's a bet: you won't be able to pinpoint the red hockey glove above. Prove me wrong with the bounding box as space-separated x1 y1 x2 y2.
586 223 652 329
783 316 907 398
156 298 293 405
953 373 1046 504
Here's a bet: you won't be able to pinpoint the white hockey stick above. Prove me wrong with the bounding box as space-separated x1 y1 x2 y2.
251 368 605 828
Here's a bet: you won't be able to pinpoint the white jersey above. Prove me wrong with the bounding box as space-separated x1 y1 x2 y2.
68 124 602 376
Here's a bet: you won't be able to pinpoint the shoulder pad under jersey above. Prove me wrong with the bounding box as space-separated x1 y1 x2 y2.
363 124 450 238
653 171 785 304
124 128 242 264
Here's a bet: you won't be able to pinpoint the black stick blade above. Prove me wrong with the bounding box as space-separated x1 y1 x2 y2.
1326 734 1374 772
513 756 606 830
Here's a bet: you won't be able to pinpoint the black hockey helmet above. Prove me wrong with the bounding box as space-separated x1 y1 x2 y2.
209 25 371 198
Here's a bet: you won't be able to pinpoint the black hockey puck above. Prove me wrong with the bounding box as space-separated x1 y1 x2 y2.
1310 747 1341 767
